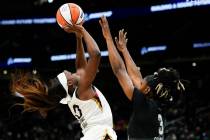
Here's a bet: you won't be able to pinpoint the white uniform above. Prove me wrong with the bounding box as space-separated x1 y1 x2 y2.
57 72 117 140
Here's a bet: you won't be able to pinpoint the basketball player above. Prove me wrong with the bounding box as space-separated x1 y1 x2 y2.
99 16 186 140
10 24 117 140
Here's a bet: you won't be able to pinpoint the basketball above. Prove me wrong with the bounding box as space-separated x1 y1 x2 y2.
56 3 84 28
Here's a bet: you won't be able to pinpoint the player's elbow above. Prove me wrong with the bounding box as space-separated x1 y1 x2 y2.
96 51 101 58
92 51 101 59
112 64 125 77
90 50 101 61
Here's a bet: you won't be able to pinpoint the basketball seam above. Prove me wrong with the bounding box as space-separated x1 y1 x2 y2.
60 3 72 25
58 9 72 27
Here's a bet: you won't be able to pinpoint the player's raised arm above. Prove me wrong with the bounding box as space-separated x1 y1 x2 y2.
99 16 134 100
63 27 87 70
70 25 101 97
115 29 146 92
75 33 87 70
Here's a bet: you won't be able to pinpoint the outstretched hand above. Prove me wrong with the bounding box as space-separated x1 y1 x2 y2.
115 29 128 52
63 24 84 37
99 16 112 40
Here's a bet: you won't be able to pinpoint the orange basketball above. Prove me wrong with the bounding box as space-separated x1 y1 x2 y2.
56 3 84 28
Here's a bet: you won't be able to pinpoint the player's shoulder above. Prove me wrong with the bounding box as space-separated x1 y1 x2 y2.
133 87 144 96
132 87 147 102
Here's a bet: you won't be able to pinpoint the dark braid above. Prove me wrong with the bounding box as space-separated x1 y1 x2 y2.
145 67 186 104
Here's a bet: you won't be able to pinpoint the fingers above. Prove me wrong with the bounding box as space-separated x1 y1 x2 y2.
118 29 128 44
118 29 127 39
99 19 102 26
99 16 104 26
63 25 84 36
101 15 107 22
63 29 73 34
114 37 119 45
99 15 108 27
73 24 83 31
63 25 75 32
124 32 127 38
63 26 72 30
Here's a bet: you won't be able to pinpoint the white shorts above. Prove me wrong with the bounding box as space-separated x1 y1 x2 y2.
81 125 117 140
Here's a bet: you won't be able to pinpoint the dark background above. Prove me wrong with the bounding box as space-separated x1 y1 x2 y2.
0 0 210 139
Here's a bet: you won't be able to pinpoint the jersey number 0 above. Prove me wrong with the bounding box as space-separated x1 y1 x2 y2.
73 104 82 119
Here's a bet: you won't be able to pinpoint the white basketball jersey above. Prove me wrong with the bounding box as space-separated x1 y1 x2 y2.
57 72 116 139
68 87 113 133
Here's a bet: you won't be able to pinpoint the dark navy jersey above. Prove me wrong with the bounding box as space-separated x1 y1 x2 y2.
128 88 164 139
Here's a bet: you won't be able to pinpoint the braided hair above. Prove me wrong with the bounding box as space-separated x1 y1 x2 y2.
144 68 186 104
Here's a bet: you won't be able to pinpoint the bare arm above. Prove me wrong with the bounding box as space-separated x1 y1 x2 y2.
76 25 101 97
115 29 144 91
99 16 134 100
63 27 87 70
64 25 100 99
75 34 87 70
